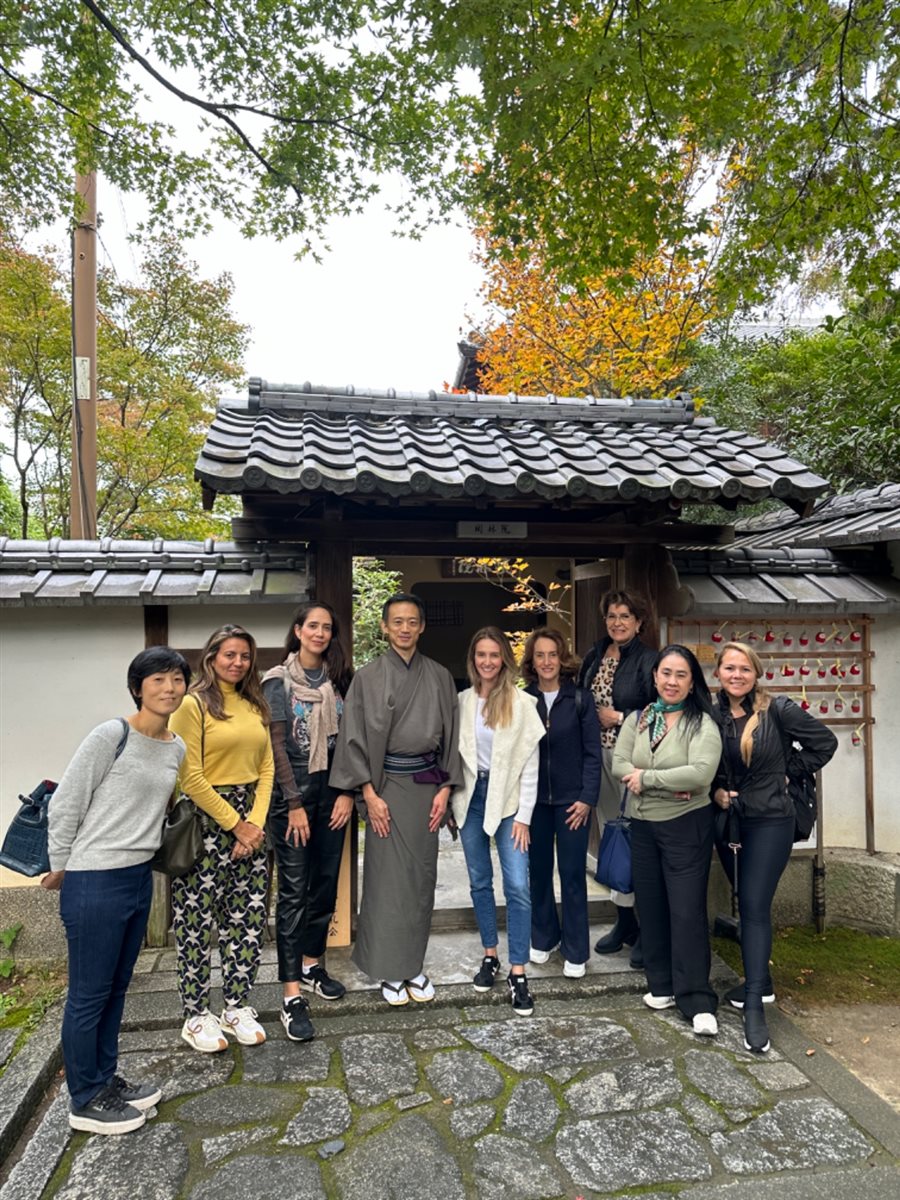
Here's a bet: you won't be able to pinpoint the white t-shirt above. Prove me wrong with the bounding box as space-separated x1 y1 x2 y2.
475 698 495 772
541 689 559 712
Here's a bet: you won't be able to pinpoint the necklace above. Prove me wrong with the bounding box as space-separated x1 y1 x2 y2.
303 664 327 685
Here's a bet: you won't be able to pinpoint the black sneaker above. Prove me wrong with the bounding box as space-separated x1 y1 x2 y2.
281 995 316 1042
507 971 534 1017
111 1073 162 1111
725 982 775 1010
743 1004 771 1053
299 963 347 1001
473 955 501 992
69 1085 146 1135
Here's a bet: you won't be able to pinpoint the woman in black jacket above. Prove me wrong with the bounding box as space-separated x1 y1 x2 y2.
523 628 602 977
578 590 657 964
713 641 837 1053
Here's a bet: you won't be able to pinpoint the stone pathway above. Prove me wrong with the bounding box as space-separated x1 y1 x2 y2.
3 963 898 1199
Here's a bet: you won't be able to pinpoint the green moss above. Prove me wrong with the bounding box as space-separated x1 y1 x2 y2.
713 924 900 1006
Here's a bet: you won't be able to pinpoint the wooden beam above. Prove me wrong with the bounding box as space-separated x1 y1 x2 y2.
231 517 733 547
144 605 168 647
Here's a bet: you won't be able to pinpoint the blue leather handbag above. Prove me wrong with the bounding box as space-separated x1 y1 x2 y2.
0 781 57 877
595 791 632 894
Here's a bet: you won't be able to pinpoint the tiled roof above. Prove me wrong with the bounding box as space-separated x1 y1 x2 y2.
735 483 900 548
671 542 900 614
0 539 309 607
195 379 828 506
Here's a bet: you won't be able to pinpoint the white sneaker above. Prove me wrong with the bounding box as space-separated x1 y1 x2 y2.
529 946 555 965
563 960 586 978
692 1012 718 1037
181 1011 228 1054
219 1005 266 1045
642 992 676 1010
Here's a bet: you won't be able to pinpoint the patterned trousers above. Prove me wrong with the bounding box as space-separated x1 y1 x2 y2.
172 785 269 1016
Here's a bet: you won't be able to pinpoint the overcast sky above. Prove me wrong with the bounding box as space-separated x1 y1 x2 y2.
89 178 488 399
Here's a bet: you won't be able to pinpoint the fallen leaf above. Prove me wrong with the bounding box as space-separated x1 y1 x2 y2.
861 1036 871 1044
806 1048 816 1057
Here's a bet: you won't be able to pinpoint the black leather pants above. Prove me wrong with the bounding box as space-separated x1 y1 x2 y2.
268 770 346 981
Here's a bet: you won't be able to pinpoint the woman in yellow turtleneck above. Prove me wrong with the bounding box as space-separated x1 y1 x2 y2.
169 624 274 1054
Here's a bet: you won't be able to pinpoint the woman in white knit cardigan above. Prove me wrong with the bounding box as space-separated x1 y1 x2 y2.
451 627 545 1016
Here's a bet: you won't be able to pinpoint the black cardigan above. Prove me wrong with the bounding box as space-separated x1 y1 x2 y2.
577 636 657 730
713 691 837 819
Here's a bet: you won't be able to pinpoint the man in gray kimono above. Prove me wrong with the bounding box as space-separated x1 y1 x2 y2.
331 593 461 1005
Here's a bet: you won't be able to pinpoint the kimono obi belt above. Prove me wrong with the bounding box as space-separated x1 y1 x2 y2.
383 750 449 785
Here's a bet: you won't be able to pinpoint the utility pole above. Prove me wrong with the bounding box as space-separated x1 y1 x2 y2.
70 171 97 539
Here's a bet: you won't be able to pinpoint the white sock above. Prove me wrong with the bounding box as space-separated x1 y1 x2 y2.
408 972 427 987
386 979 404 990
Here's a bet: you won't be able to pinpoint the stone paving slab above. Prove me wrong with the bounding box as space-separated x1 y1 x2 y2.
3 930 899 1200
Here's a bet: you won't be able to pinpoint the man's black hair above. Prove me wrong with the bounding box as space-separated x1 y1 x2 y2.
380 592 426 623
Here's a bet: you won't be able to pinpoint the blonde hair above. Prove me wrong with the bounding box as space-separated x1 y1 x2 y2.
466 626 518 729
715 641 770 765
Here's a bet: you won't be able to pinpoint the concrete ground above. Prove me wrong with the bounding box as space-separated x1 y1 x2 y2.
1 920 899 1200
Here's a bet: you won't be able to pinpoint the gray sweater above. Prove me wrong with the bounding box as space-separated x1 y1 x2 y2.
48 720 186 872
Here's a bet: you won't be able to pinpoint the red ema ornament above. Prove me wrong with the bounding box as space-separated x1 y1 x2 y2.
781 664 796 677
852 730 862 747
800 663 811 677
851 699 862 714
747 631 759 642
799 633 810 647
833 633 844 646
817 665 827 678
765 667 776 680
849 663 861 676
764 630 776 644
819 700 830 714
711 631 724 643
849 630 862 643
801 697 811 711
834 698 844 712
830 662 845 677
783 633 794 647
815 630 828 644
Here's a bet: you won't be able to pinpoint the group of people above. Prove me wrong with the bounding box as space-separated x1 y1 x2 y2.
43 588 836 1136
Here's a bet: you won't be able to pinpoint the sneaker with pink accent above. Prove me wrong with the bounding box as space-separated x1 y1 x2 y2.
219 1005 266 1045
181 1011 228 1054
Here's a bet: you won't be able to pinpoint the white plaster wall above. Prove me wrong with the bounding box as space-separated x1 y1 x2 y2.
0 606 144 885
869 612 900 853
167 605 296 653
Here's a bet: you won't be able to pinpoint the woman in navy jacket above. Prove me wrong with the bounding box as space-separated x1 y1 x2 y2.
577 590 657 964
523 627 602 977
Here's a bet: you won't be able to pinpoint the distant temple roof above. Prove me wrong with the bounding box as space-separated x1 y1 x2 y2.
195 378 828 509
734 483 900 548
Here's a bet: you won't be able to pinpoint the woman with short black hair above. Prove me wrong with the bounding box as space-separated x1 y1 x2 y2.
43 647 190 1135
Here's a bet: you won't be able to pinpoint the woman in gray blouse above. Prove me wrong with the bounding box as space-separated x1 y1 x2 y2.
43 647 189 1136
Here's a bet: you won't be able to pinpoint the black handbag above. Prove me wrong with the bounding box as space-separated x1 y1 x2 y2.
595 791 632 894
150 796 204 877
0 780 57 877
0 719 130 878
151 695 205 877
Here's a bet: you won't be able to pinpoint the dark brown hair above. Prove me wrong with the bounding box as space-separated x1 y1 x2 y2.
600 589 647 624
520 626 580 685
284 601 353 695
190 624 270 724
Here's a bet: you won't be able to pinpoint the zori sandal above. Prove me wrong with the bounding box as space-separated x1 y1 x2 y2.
405 975 435 1003
381 981 409 1006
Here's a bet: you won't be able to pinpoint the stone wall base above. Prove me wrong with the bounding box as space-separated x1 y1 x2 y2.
708 848 900 938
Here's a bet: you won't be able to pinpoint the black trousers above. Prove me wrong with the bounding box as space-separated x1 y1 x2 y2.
631 805 718 1019
529 803 591 964
268 771 346 981
716 814 794 1003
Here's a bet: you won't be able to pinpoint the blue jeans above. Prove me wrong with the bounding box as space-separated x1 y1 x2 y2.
458 777 531 966
59 862 152 1109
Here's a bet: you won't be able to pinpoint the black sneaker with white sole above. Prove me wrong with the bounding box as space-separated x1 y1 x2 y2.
69 1085 146 1135
299 963 347 1001
725 982 775 1009
281 995 316 1041
507 971 534 1016
111 1073 162 1111
473 955 501 991
743 1004 771 1053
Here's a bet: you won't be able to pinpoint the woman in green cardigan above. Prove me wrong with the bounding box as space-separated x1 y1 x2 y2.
612 645 722 1036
